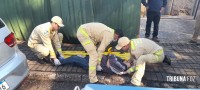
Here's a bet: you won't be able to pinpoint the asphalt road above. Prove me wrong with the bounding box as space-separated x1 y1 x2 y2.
17 79 87 90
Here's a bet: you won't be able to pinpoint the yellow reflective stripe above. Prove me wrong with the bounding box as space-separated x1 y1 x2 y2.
128 66 139 73
98 58 101 62
134 66 139 71
155 55 159 61
80 28 89 38
50 51 56 58
154 49 163 61
89 66 96 70
82 40 92 46
111 29 114 35
131 41 135 50
57 48 62 52
154 49 164 56
133 39 142 45
128 67 134 73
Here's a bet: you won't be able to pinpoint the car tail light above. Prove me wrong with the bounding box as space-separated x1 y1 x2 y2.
4 32 16 47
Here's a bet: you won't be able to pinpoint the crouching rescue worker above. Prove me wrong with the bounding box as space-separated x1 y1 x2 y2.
76 22 122 84
28 16 64 66
115 37 171 86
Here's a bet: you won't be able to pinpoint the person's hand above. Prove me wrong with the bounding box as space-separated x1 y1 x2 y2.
146 6 149 11
53 58 61 66
58 52 65 59
118 71 127 75
96 64 103 71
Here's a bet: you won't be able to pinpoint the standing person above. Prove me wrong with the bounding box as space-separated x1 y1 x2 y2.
190 10 200 43
142 0 167 42
76 22 122 84
115 37 170 86
28 16 64 66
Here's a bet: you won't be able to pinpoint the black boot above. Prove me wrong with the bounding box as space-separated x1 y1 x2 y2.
163 55 171 65
152 37 160 42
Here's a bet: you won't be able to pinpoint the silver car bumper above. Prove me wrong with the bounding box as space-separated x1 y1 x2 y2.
0 48 29 90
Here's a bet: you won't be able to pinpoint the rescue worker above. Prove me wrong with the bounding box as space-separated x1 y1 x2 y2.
76 22 122 84
115 37 170 86
28 16 64 66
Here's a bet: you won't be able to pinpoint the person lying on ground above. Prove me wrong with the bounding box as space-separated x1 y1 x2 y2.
57 53 130 74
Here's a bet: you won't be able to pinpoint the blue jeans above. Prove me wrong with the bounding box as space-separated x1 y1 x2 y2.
59 56 89 70
145 10 161 38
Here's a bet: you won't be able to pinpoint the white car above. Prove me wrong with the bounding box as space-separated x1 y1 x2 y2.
0 18 29 90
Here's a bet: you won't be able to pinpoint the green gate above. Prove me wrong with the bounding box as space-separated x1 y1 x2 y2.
0 0 141 44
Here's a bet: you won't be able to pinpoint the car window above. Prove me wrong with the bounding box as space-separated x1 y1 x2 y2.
0 20 5 28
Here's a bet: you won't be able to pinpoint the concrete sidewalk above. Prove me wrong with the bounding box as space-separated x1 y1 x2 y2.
19 18 200 88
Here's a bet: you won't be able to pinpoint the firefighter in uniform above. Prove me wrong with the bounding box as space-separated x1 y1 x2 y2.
28 16 64 66
115 37 165 86
76 22 121 83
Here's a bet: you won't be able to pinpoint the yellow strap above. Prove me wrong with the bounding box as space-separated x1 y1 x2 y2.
89 66 96 70
107 47 112 54
80 28 89 38
82 40 92 46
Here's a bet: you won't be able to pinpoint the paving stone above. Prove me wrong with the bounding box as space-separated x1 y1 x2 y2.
35 65 44 71
196 76 200 84
28 61 37 65
161 73 168 82
151 82 160 87
61 66 68 72
173 68 182 74
156 73 163 81
76 67 86 73
186 71 197 76
67 65 73 72
179 64 187 68
41 65 49 71
81 74 89 83
28 64 35 70
179 69 187 75
184 69 193 72
46 66 54 71
190 64 200 68
160 83 172 88
71 66 78 72
185 85 197 88
165 68 175 74
51 66 58 72
151 72 158 81
144 72 151 80
31 64 39 71
195 69 200 75
56 66 63 71
153 66 160 72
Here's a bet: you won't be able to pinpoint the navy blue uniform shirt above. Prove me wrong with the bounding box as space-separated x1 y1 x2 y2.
142 0 167 12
